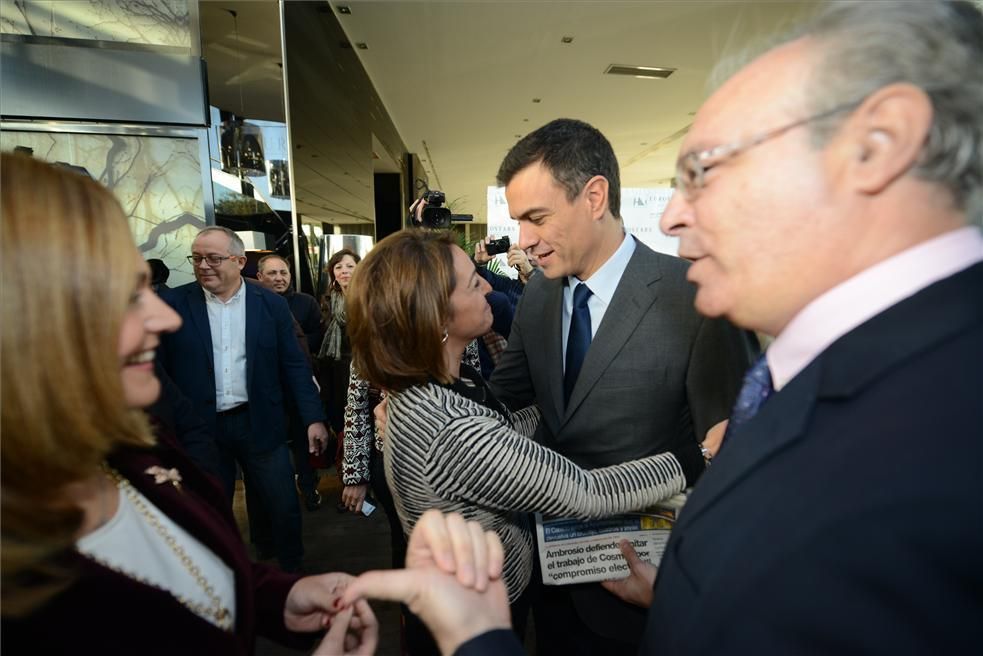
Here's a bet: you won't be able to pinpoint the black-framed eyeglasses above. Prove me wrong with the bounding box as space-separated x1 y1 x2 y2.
187 254 238 267
674 100 862 200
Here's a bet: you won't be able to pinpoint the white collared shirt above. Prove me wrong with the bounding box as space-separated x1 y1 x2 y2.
204 279 248 411
768 226 983 391
562 232 636 371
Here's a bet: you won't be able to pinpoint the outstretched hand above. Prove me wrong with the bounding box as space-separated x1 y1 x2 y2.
473 235 494 266
600 540 657 609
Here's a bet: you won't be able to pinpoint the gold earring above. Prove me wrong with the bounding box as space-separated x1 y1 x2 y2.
441 328 448 344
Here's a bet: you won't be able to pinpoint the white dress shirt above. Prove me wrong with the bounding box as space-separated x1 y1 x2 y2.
204 279 248 411
768 226 983 391
562 233 636 371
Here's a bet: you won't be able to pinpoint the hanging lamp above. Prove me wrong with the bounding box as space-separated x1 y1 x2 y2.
220 9 266 178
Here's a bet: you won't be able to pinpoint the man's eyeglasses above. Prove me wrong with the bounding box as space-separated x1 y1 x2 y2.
674 100 861 200
187 254 238 267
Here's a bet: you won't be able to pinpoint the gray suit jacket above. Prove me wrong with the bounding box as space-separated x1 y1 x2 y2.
489 237 752 641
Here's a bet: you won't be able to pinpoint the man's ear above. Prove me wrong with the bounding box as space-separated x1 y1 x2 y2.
840 83 933 195
582 175 610 220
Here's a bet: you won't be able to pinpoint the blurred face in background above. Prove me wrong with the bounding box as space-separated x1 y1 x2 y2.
333 254 358 292
118 257 182 408
257 256 291 294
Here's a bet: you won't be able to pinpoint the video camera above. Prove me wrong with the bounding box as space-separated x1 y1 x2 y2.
410 190 474 229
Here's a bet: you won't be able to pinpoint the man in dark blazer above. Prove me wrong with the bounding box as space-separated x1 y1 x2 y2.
256 253 325 512
489 118 752 654
147 361 221 477
158 226 329 572
632 2 983 653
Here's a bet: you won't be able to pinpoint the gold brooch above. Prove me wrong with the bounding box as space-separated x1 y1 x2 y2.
145 466 183 490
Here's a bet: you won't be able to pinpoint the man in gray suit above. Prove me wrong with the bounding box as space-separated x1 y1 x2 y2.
489 118 752 654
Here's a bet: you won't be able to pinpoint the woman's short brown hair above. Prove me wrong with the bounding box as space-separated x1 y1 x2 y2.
1 152 154 615
347 230 457 391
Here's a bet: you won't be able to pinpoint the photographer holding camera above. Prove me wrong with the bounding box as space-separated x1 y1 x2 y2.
474 236 539 311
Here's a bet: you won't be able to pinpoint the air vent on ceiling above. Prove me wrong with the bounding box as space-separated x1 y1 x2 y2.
605 64 675 79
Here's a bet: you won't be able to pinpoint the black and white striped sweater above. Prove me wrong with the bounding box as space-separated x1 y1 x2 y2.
342 340 481 486
384 382 688 602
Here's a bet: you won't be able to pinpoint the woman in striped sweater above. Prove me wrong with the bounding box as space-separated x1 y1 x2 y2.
346 229 717 649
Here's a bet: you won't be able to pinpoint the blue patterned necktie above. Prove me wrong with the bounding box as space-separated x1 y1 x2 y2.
722 353 774 443
564 282 593 405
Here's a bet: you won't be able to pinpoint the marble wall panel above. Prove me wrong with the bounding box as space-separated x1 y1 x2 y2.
1 0 190 48
1 130 206 285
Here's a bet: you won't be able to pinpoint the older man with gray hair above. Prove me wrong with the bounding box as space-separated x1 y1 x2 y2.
638 1 983 652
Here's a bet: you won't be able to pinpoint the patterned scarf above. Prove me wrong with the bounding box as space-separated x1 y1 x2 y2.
319 289 347 360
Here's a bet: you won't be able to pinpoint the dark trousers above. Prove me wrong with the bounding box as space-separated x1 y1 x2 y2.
369 450 405 569
215 407 303 572
533 583 639 656
288 407 318 497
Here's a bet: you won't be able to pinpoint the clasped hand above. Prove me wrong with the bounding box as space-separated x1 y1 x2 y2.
342 510 512 655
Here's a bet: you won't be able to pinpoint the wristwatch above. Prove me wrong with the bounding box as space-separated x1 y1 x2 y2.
699 443 713 466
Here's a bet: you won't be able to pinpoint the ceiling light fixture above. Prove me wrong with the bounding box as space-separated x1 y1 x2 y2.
219 9 265 178
604 64 676 79
356 42 368 50
561 36 574 44
532 98 541 103
337 5 351 14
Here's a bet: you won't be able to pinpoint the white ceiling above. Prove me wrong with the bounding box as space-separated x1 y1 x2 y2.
330 0 818 222
200 1 286 123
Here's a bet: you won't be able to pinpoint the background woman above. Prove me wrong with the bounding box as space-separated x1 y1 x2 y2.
0 153 374 654
347 229 718 652
318 249 360 474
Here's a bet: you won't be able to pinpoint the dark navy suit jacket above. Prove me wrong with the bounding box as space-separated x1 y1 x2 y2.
157 279 326 454
644 262 983 654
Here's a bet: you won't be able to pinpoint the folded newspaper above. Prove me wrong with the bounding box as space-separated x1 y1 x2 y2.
535 492 688 585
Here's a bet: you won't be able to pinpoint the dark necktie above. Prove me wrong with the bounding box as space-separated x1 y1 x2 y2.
721 353 774 443
564 282 593 405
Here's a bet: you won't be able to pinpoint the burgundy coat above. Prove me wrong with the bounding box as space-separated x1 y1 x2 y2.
3 436 314 654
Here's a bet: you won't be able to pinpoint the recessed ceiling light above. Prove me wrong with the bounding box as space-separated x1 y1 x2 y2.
561 36 574 44
515 134 522 138
356 42 368 50
532 98 541 103
523 118 529 122
605 64 676 79
337 5 351 14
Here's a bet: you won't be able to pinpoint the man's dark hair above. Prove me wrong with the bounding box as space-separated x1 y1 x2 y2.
146 258 169 286
497 118 621 218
